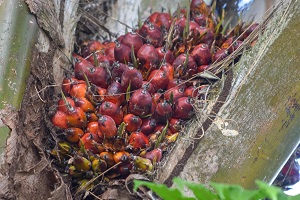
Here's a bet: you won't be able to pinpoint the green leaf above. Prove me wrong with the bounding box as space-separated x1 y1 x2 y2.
155 121 169 149
131 45 138 69
184 181 217 200
137 6 142 29
210 182 260 200
126 81 131 101
133 180 185 200
255 180 282 200
173 177 186 192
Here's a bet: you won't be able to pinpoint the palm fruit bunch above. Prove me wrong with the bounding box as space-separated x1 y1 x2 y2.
49 0 258 191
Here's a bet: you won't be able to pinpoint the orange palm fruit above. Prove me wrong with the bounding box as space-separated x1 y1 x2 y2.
86 122 103 140
123 114 142 132
70 82 87 98
62 76 85 95
51 110 68 129
86 112 98 122
113 151 130 164
57 97 75 113
66 106 87 127
79 132 99 154
65 128 84 143
99 151 115 167
74 97 95 113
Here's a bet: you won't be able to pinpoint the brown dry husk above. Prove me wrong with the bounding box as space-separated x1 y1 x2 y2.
0 0 290 199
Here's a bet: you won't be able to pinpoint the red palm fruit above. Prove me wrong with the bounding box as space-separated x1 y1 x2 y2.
174 17 187 35
169 118 184 133
128 131 149 150
104 42 116 58
140 118 157 136
73 53 94 79
137 43 159 70
86 66 110 89
80 132 99 154
192 13 207 27
90 86 107 104
172 53 197 78
184 85 200 98
74 97 95 112
121 66 143 91
221 37 243 53
241 23 259 40
105 81 125 107
111 62 128 81
99 101 123 125
66 106 87 127
70 82 87 98
144 23 163 48
117 163 132 177
156 46 175 64
129 89 152 116
98 115 117 138
191 43 212 66
154 125 173 136
156 12 171 30
214 48 229 62
190 0 210 16
197 26 214 47
57 97 75 113
138 19 152 37
61 77 73 95
147 12 160 23
197 64 209 73
160 62 174 81
147 69 169 91
167 78 186 90
152 92 163 106
113 151 130 164
164 84 186 103
114 42 132 64
189 21 201 38
145 148 163 163
90 54 115 70
65 128 84 143
116 35 124 42
87 123 103 143
51 110 68 129
121 31 144 54
123 114 142 132
82 40 105 57
142 81 155 95
86 112 98 122
173 97 194 120
153 100 173 122
99 151 115 167
86 52 103 65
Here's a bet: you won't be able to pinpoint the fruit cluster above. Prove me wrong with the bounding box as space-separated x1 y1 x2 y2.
49 0 257 189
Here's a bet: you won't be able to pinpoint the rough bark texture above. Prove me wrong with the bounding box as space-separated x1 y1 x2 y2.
0 0 76 199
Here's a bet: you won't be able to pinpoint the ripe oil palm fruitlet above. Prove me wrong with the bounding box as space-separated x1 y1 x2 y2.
49 0 258 190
